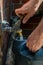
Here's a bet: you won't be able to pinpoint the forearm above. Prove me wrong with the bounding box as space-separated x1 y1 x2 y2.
36 18 43 35
39 18 43 33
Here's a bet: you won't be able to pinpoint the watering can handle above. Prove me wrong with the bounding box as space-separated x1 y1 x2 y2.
18 14 27 20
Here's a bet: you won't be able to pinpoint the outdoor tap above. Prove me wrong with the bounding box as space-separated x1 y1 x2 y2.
2 20 9 25
1 20 13 32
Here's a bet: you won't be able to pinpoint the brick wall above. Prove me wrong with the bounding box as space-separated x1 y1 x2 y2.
12 0 29 3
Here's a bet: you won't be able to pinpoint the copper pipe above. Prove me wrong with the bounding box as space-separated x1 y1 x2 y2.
0 0 3 49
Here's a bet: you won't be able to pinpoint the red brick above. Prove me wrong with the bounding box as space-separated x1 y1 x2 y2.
21 23 33 30
22 0 29 3
33 23 38 29
28 16 41 24
12 0 20 3
12 0 29 3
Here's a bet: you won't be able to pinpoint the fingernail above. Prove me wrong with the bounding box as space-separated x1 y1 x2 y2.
22 20 26 24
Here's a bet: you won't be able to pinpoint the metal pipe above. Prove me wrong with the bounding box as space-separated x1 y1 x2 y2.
0 0 3 47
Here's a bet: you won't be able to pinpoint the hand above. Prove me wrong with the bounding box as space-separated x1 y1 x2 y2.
26 33 43 52
26 18 43 52
15 0 39 24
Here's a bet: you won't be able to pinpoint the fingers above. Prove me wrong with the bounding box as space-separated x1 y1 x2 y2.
15 1 36 24
22 14 29 24
26 40 42 52
22 8 35 24
15 7 26 17
31 39 43 52
15 8 23 17
26 34 43 52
